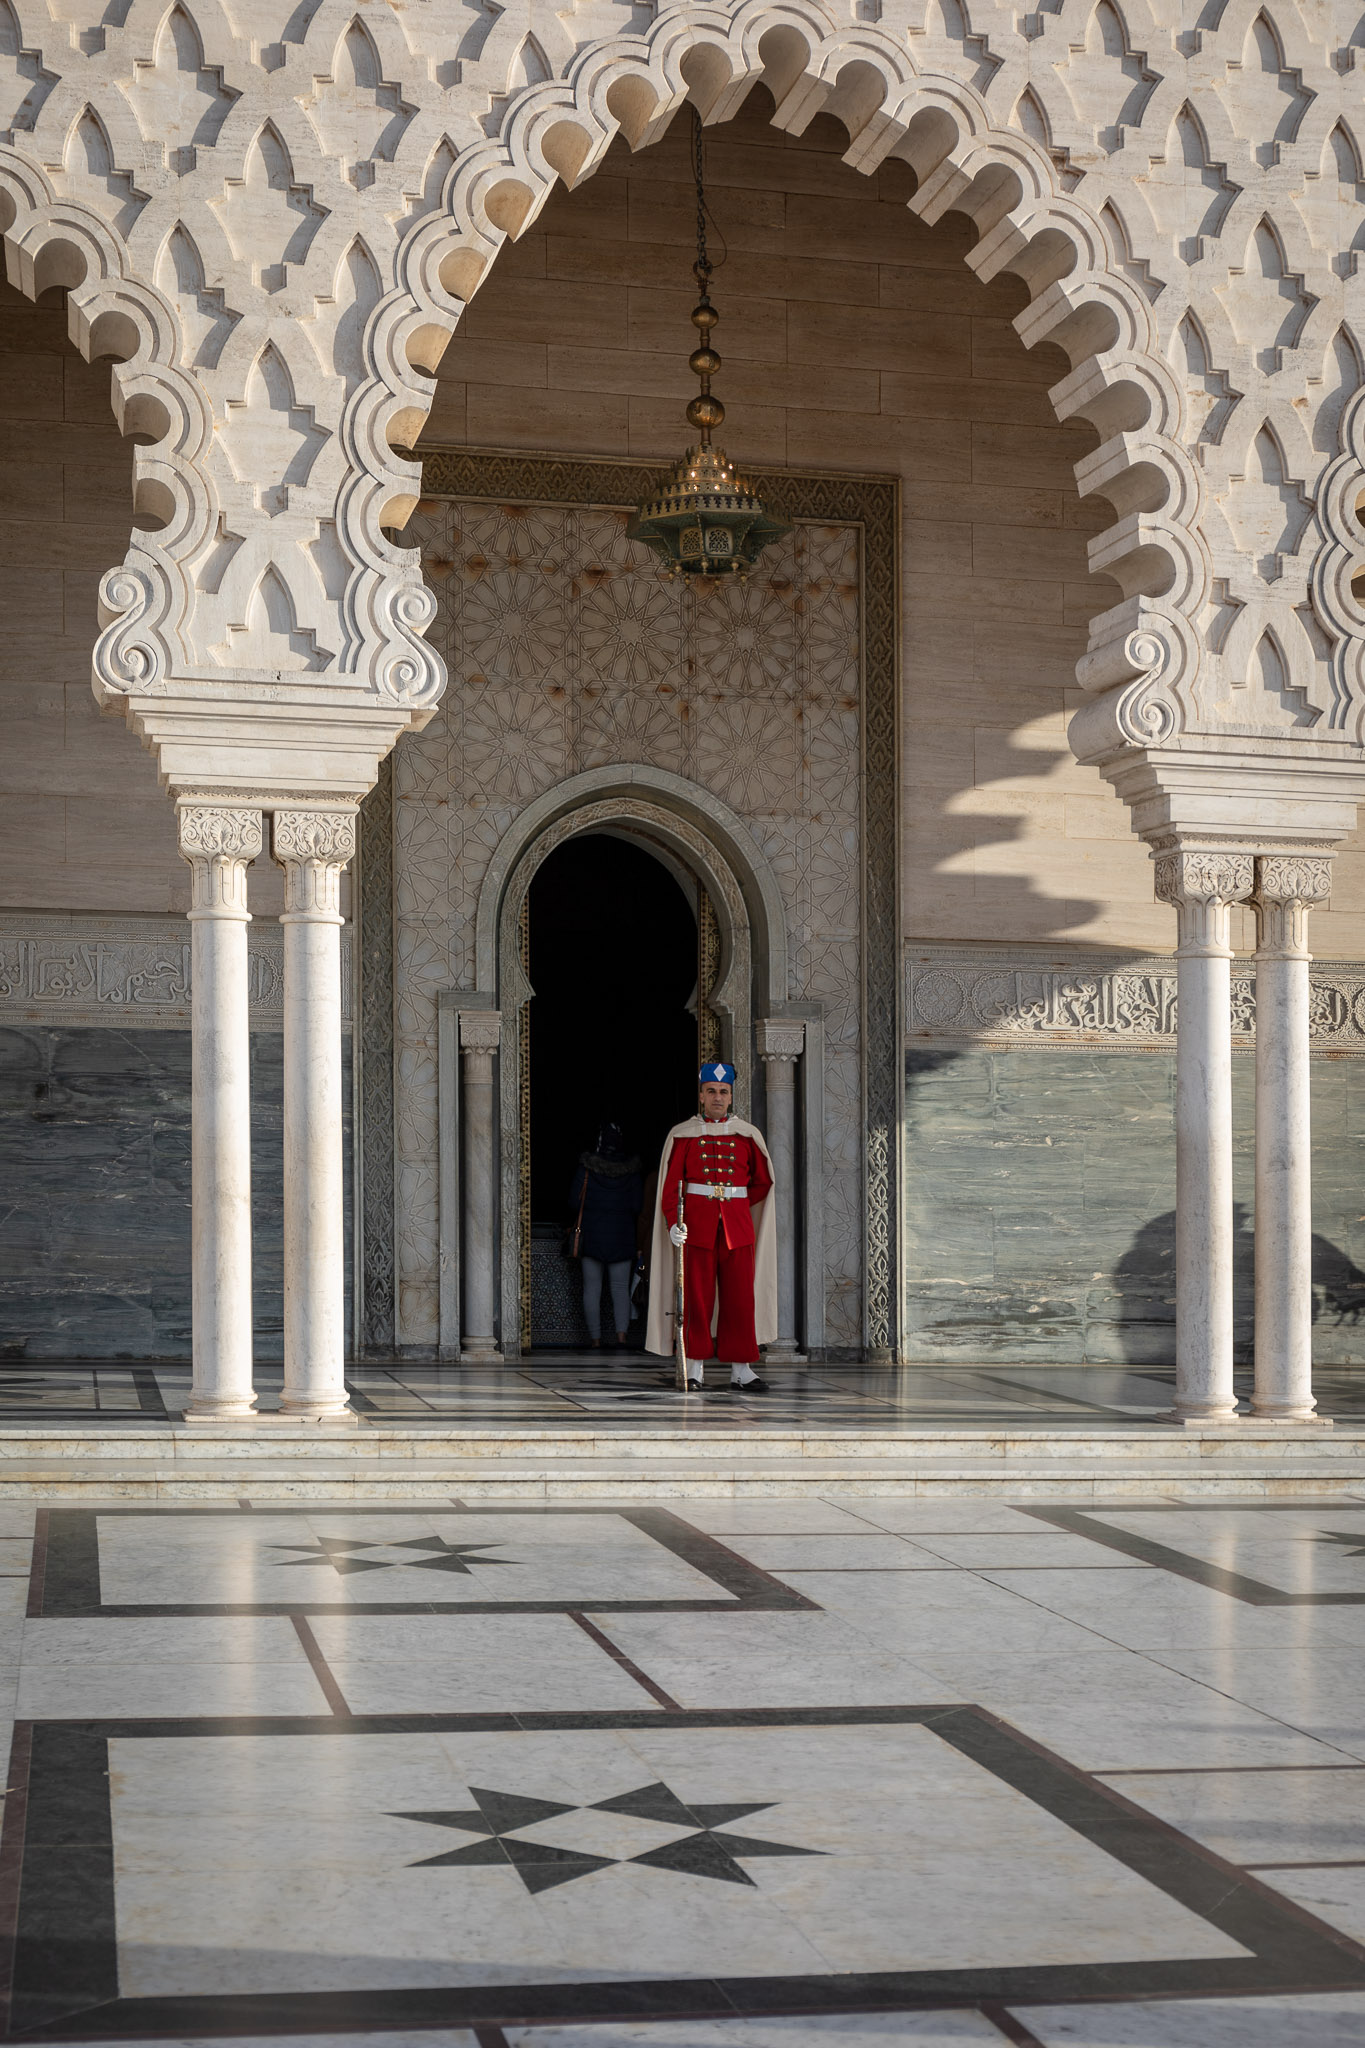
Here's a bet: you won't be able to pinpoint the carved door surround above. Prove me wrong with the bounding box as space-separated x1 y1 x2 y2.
434 769 826 1360
357 453 900 1364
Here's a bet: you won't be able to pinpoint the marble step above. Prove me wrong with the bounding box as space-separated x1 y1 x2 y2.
0 1423 1361 1497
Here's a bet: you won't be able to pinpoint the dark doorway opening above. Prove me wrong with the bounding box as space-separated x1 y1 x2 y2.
526 833 699 1348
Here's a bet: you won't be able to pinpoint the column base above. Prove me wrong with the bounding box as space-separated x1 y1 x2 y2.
1249 1406 1333 1426
1167 1404 1242 1425
764 1346 807 1365
181 1402 259 1428
460 1344 504 1363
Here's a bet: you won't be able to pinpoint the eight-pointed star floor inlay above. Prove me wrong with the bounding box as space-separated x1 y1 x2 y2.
270 1535 519 1576
389 1781 824 1893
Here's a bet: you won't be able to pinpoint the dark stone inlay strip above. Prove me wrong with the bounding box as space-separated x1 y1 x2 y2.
1018 1507 1365 1606
567 1613 680 1711
131 1370 167 1419
0 1724 32 2034
25 1513 47 1623
982 2003 1049 2048
11 1727 117 2035
289 1616 351 1719
1246 1859 1365 1870
31 1513 100 1620
616 1506 819 1610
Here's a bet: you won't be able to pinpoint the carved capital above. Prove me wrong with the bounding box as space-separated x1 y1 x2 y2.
459 1010 503 1054
1153 849 1254 961
272 808 356 922
1254 854 1334 961
1152 850 1255 909
177 805 263 920
272 809 357 866
1255 855 1334 907
756 1019 805 1061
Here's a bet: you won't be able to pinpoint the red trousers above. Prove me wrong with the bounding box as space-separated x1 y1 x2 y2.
681 1238 759 1364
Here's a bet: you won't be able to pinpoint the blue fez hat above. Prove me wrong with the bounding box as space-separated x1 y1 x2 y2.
699 1061 736 1086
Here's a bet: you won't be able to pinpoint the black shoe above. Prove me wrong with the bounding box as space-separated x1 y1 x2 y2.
657 1374 704 1391
731 1375 770 1393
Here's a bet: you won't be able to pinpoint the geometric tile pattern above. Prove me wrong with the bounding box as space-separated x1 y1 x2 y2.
271 1536 520 1577
391 1780 822 1891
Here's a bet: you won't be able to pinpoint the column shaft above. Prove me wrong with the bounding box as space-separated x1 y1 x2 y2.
273 809 356 1419
179 804 262 1420
1156 850 1253 1421
459 1013 503 1361
757 1020 805 1362
1252 856 1332 1420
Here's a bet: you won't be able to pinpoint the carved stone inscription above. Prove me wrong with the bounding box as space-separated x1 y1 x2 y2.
906 947 1365 1051
392 497 866 1351
0 917 351 1031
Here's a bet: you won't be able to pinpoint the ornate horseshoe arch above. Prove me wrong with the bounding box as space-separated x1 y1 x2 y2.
449 774 828 1362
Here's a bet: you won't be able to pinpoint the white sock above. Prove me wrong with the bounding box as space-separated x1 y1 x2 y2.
730 1362 758 1385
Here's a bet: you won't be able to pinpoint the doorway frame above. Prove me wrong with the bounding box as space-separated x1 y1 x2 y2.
471 774 824 1359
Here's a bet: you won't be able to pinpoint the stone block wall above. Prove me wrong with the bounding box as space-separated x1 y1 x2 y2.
0 1027 351 1360
905 1048 1365 1366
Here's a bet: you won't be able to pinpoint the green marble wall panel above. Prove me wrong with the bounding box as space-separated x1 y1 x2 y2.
0 1028 352 1361
904 1048 1365 1365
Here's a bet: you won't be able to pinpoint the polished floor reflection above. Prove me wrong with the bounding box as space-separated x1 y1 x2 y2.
8 1359 1365 1428
6 1495 1365 2043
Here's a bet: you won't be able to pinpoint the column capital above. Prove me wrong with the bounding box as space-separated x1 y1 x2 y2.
459 1010 503 1054
177 802 263 920
1153 847 1255 960
756 1019 805 1061
1253 853 1334 961
271 807 357 921
1152 847 1256 908
1254 852 1334 905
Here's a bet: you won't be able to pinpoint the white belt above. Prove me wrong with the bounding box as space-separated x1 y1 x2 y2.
685 1182 749 1199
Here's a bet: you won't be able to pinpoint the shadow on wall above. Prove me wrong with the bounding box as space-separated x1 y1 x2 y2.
1114 1202 1365 1366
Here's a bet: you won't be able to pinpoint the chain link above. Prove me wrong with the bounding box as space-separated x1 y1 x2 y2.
692 104 710 286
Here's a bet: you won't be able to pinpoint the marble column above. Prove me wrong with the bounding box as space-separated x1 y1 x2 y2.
460 1010 503 1362
272 807 357 1419
756 1019 805 1362
1154 848 1254 1421
1251 853 1333 1421
178 802 263 1421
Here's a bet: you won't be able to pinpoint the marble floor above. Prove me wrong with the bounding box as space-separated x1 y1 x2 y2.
7 1358 1365 1428
7 1496 1365 2043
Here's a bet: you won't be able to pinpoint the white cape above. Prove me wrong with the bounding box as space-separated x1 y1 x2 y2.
644 1116 779 1357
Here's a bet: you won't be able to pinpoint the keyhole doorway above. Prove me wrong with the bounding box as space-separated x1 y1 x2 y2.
525 833 699 1348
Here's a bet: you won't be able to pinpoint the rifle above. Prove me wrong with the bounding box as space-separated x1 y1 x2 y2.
674 1210 692 1392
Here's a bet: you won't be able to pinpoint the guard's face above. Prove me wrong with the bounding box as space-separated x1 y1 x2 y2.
699 1081 732 1119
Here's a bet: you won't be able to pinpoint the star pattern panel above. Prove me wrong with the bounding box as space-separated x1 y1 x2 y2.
390 1780 823 1894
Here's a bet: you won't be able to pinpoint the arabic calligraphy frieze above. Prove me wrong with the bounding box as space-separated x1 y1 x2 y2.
0 918 352 1031
905 948 1365 1052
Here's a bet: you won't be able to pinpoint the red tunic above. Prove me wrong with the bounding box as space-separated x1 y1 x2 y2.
661 1122 773 1250
660 1119 773 1366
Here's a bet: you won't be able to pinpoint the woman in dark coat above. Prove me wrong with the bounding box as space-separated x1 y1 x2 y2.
569 1123 644 1348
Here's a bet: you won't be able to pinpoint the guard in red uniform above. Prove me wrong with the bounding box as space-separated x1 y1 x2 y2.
645 1061 778 1391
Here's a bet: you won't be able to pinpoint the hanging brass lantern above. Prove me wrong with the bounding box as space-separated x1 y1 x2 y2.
627 110 790 581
